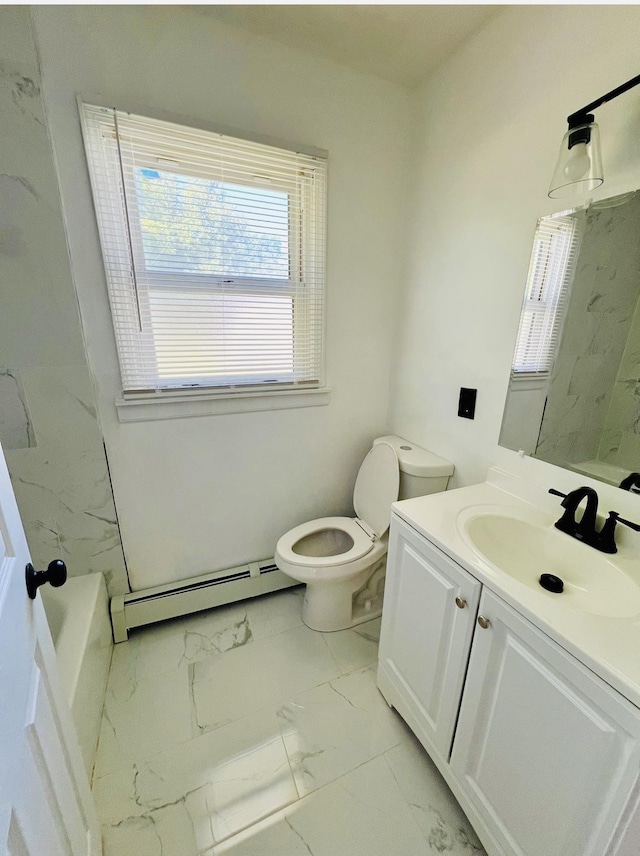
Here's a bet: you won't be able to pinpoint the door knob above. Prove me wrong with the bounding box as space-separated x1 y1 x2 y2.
455 596 467 609
477 615 491 629
25 560 67 600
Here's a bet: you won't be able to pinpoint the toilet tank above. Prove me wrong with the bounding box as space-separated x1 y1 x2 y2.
373 435 454 499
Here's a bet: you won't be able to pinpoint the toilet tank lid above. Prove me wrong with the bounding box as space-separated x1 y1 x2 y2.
373 435 454 478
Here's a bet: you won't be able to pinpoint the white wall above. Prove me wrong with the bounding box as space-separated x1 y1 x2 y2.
32 6 410 590
390 5 640 503
499 376 548 456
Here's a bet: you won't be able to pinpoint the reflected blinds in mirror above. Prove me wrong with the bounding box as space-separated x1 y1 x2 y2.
512 215 582 375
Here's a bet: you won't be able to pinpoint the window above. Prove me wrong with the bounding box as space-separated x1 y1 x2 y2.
512 213 582 375
80 105 327 398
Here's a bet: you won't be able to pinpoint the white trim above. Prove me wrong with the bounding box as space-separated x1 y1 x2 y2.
76 94 328 161
116 385 332 422
110 558 299 642
508 372 549 390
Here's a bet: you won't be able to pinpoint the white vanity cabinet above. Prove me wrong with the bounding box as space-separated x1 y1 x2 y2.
377 515 481 758
451 588 640 856
378 513 640 856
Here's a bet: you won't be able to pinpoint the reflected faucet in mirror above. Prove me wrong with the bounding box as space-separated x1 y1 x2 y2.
500 190 640 494
619 472 640 493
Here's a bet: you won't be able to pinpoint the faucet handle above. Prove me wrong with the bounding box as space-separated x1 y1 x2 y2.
596 511 640 554
614 512 640 532
549 487 573 510
548 488 568 499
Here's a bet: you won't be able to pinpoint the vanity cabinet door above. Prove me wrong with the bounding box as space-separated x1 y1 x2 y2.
450 589 640 856
377 515 481 760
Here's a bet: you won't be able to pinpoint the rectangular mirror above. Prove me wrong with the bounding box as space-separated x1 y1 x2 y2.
500 189 640 492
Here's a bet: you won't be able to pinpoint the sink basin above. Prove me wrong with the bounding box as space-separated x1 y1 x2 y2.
457 506 640 618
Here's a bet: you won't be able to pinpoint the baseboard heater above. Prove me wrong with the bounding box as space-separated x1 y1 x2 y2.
110 558 297 643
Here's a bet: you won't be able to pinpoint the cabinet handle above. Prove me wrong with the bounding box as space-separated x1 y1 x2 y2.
455 596 467 609
477 615 491 629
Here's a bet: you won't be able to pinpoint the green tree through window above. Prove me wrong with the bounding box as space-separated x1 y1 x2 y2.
134 169 290 280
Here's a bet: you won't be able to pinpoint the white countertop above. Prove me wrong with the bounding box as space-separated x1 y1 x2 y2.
391 467 640 709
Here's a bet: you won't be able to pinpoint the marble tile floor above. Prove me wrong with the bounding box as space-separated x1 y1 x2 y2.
93 586 485 856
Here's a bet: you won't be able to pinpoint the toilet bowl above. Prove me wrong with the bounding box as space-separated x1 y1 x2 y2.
275 435 454 632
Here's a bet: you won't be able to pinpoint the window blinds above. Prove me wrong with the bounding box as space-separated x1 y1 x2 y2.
512 214 582 375
80 104 327 394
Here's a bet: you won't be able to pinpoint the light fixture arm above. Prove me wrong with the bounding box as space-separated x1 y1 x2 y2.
567 72 640 129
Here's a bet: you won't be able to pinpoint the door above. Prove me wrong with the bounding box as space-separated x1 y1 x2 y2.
377 515 481 760
451 589 640 856
0 443 101 855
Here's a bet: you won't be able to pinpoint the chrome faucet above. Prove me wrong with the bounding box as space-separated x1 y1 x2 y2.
549 486 599 543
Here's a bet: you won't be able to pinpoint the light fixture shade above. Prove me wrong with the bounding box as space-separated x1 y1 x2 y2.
548 122 603 199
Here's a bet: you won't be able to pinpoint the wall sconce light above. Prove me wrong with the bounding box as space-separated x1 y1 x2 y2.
548 72 640 199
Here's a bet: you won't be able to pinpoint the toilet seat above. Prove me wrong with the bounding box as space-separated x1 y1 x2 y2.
276 516 374 568
274 436 450 632
276 444 400 572
353 441 399 538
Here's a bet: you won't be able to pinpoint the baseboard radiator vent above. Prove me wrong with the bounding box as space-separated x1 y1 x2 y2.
110 558 297 642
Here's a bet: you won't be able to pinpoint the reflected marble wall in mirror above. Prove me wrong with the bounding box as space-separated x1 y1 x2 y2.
500 190 640 491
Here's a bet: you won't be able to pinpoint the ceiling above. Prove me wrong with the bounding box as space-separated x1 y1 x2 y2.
197 5 501 89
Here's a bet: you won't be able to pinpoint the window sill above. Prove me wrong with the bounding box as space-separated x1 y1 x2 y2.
509 373 549 390
115 386 332 422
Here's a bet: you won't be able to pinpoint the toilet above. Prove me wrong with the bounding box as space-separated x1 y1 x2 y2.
275 435 454 631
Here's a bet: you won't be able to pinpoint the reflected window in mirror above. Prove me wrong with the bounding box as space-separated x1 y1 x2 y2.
512 215 582 374
500 190 640 492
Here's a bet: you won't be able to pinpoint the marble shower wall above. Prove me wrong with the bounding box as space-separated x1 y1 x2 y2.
535 196 640 468
0 7 128 597
600 289 640 470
